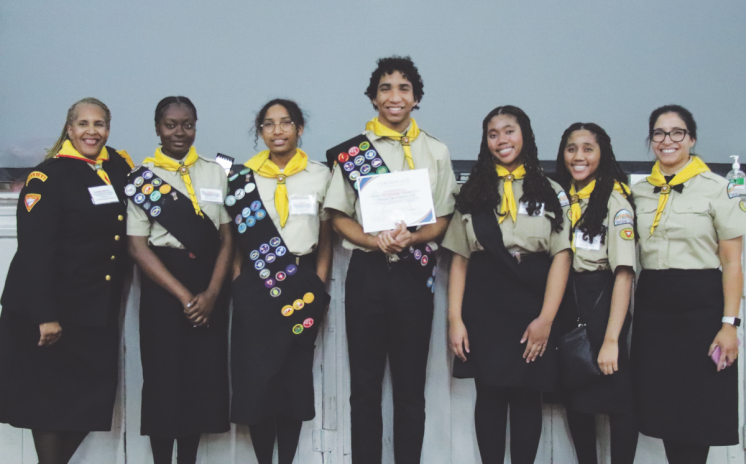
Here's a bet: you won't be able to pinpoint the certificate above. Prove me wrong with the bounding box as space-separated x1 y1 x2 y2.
357 168 436 233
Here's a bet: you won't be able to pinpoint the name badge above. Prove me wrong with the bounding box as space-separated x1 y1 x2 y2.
574 232 602 251
200 188 223 203
89 185 119 205
518 201 544 216
289 194 318 215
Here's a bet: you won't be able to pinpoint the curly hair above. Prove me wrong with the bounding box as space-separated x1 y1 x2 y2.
251 98 306 150
364 56 424 110
46 97 111 159
455 105 564 232
554 123 636 244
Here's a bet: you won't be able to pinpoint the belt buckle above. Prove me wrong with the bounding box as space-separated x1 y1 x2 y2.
511 251 521 264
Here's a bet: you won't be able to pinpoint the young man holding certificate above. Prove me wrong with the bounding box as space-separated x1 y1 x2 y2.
323 56 458 464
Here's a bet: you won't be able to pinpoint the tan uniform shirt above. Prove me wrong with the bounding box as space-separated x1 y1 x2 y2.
252 159 331 256
633 171 746 270
572 190 636 273
127 156 231 248
322 128 459 252
442 178 572 259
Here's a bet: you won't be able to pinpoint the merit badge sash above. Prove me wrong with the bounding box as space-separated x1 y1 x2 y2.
126 166 220 263
225 165 329 341
326 135 437 292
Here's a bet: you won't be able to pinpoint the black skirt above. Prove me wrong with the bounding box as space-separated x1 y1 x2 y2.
0 309 119 431
139 247 230 437
631 269 738 446
558 270 633 415
230 254 329 425
453 251 557 392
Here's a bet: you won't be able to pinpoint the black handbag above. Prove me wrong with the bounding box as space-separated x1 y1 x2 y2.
557 272 603 388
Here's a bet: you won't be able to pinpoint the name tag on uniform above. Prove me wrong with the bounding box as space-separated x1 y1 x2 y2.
574 232 602 251
289 194 318 215
518 201 544 216
89 185 119 205
200 188 223 203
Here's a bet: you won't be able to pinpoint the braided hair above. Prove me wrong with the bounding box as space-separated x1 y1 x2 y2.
46 97 111 159
154 96 198 125
455 105 564 231
554 123 635 244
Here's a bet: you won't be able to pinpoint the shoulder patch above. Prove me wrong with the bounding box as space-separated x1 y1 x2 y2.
727 182 740 199
740 201 746 213
558 190 570 207
619 228 634 240
25 194 41 212
26 171 47 186
614 209 634 226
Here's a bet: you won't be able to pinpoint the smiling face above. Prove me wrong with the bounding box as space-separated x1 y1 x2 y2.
261 104 304 158
652 112 695 173
66 103 110 159
487 114 523 171
156 103 196 160
371 71 418 133
563 129 601 189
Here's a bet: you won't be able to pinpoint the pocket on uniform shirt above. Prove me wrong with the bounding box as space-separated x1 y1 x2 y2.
671 199 712 238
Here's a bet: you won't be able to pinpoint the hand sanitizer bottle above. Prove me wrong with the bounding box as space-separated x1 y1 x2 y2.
727 155 746 194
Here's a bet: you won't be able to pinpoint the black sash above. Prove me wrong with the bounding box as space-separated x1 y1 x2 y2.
326 134 436 289
126 166 220 264
224 164 329 341
472 211 550 295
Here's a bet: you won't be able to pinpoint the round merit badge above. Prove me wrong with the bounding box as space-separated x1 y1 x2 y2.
134 193 146 204
235 189 246 200
134 177 144 187
246 216 257 227
225 195 236 206
354 155 365 166
244 183 256 193
344 161 355 172
242 207 251 217
159 184 172 194
293 299 304 310
149 191 162 202
240 168 250 175
360 165 371 175
255 209 266 220
251 200 262 211
265 253 276 263
292 324 303 335
350 171 360 181
151 178 163 187
275 271 286 281
376 166 389 174
142 184 154 195
286 264 298 275
124 184 137 196
414 249 422 260
282 306 294 317
365 149 376 160
338 152 349 163
254 260 265 270
270 237 281 247
421 255 429 266
427 277 434 288
249 250 260 260
270 287 281 297
149 206 161 217
371 158 382 168
229 173 239 182
359 141 370 151
275 246 287 256
238 223 247 234
259 269 270 279
303 292 314 304
348 146 360 156
264 278 275 288
303 318 314 329
142 170 154 180
259 244 270 254
235 214 243 225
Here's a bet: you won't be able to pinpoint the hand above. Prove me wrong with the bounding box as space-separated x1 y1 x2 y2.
38 322 62 346
184 290 218 327
392 221 413 249
449 318 470 362
375 222 408 254
597 339 619 375
521 316 552 362
709 325 739 372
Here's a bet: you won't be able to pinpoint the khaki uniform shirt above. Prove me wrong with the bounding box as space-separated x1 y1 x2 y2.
322 128 459 252
253 159 331 256
572 190 636 273
442 178 572 259
127 156 231 247
633 171 746 270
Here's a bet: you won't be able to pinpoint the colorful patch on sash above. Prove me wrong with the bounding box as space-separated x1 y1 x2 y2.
246 217 257 227
264 278 275 288
150 191 162 202
249 250 260 260
728 183 740 199
229 173 239 181
235 215 243 225
225 195 236 206
286 264 298 275
238 223 247 234
26 171 48 186
24 194 41 212
250 200 262 212
240 168 250 175
365 149 377 160
558 191 570 207
303 292 314 304
270 287 282 297
244 183 256 193
242 207 251 218
371 158 383 168
282 306 294 317
348 146 360 156
427 277 434 288
740 201 746 213
142 184 154 195
255 209 266 220
303 318 314 329
134 193 146 204
265 253 276 263
259 243 270 254
276 271 287 281
620 228 634 240
338 153 349 163
259 269 271 279
151 178 163 187
343 161 355 172
125 184 137 196
275 246 287 256
254 260 265 270
293 299 305 310
360 165 371 175
292 324 304 334
134 177 144 187
270 237 281 247
614 209 634 226
359 141 370 151
150 206 161 217
376 166 389 174
235 189 246 200
142 170 154 180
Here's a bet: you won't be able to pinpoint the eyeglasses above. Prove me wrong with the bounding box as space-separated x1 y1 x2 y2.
261 121 294 133
651 129 689 143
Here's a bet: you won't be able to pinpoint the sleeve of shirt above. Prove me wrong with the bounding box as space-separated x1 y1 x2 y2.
126 199 152 237
316 168 333 222
712 181 746 240
432 147 458 217
549 192 572 257
441 209 472 259
218 170 231 224
322 163 357 217
606 194 636 272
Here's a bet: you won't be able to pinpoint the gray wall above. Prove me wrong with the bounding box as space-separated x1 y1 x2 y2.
1 0 745 167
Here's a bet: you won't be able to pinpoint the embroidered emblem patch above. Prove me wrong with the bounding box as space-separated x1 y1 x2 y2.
614 209 634 226
620 228 634 240
359 141 370 151
338 153 349 163
125 184 137 196
558 191 570 207
303 318 314 329
303 292 315 304
292 324 303 334
282 306 294 317
24 194 41 212
26 171 48 186
293 299 305 310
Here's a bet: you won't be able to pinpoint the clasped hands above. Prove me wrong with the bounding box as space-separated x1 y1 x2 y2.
374 221 412 254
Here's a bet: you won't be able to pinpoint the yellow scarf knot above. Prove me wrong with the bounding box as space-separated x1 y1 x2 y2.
143 146 203 217
57 140 112 185
365 117 421 170
647 156 710 235
245 149 308 228
496 164 526 224
568 180 629 251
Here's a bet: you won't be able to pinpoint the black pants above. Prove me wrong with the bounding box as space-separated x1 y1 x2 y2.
345 251 434 464
565 409 638 464
663 440 710 464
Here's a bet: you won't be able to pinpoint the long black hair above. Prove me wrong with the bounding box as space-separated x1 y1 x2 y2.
455 105 563 231
554 123 635 243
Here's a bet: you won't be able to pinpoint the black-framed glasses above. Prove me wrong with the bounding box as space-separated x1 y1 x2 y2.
651 129 689 143
261 121 294 133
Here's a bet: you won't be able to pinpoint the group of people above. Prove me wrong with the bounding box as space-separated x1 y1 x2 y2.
0 55 742 464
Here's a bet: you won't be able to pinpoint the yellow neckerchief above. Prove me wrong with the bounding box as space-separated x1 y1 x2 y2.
56 139 112 185
495 164 526 224
143 146 203 217
647 156 710 235
365 117 420 169
245 149 308 228
569 180 629 251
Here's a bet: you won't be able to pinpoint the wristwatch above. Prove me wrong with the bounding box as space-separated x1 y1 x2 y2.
722 317 742 327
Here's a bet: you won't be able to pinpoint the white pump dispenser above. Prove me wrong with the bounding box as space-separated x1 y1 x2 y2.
727 155 746 194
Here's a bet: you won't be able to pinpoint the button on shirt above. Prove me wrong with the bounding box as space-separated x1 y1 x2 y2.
323 128 458 253
442 178 572 258
633 171 746 270
127 156 231 247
